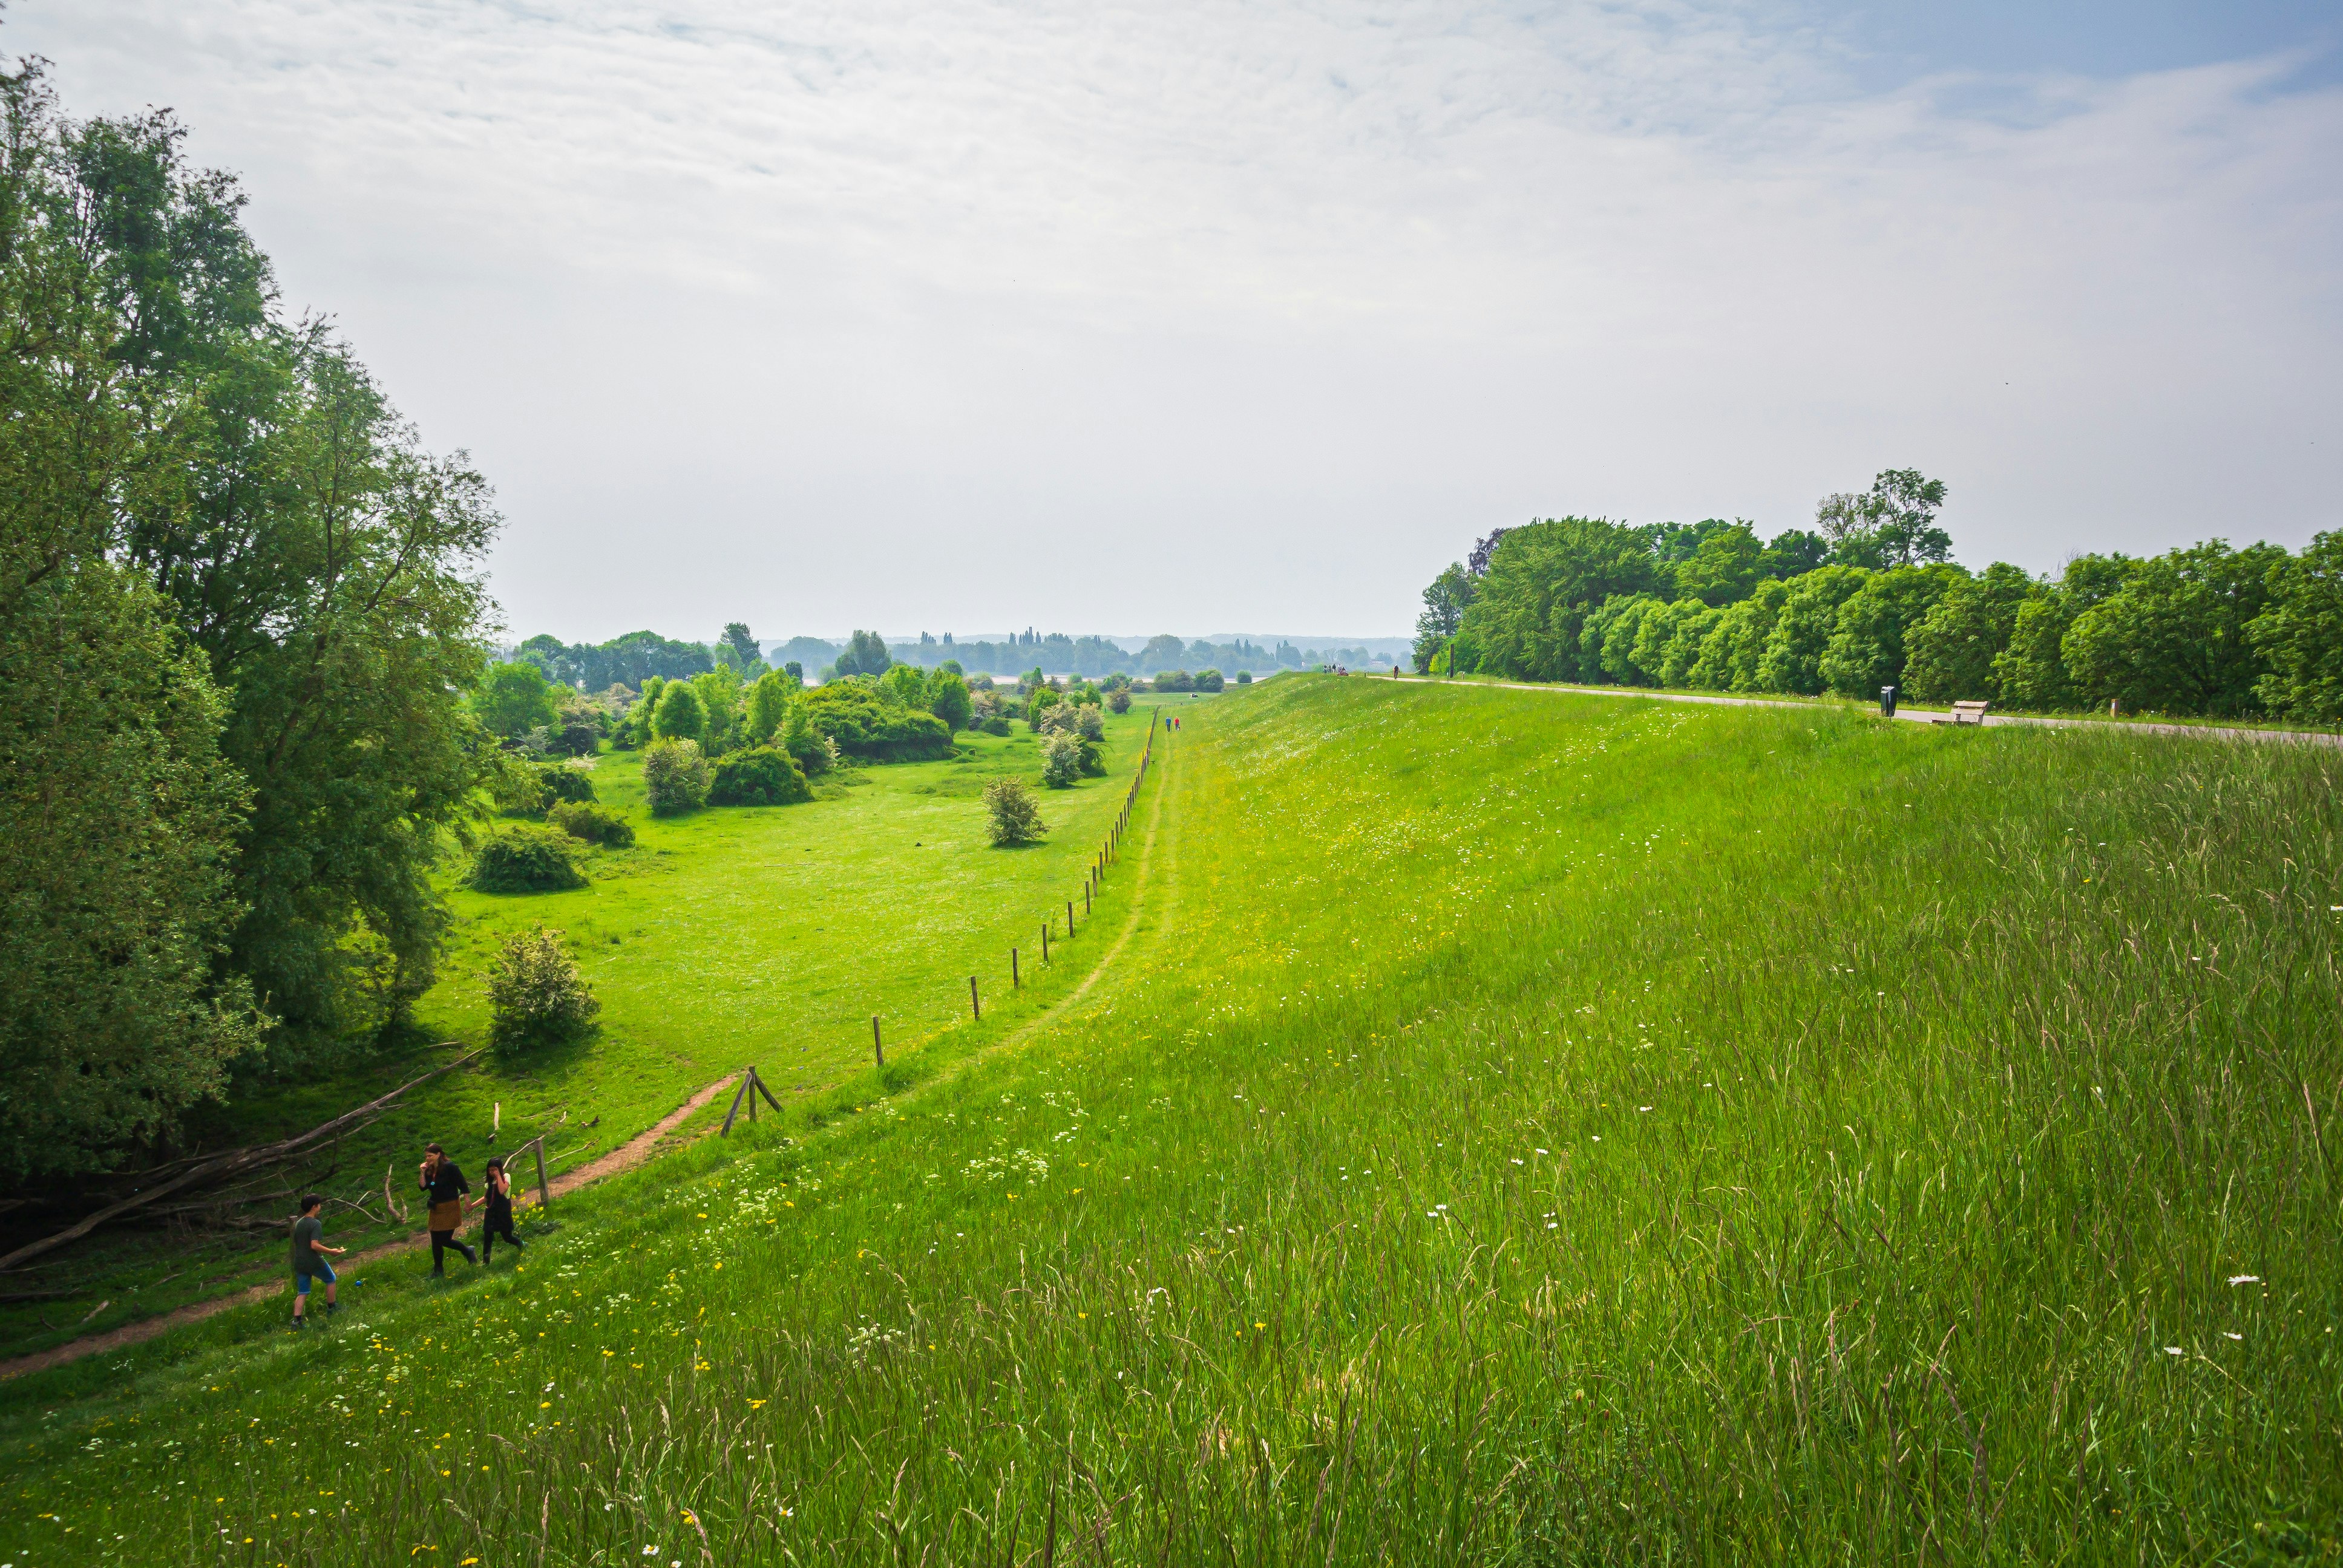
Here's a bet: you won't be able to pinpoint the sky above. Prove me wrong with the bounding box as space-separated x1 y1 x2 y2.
11 1 2341 644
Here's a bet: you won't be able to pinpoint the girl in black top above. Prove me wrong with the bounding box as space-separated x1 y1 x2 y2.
418 1143 477 1275
477 1157 523 1264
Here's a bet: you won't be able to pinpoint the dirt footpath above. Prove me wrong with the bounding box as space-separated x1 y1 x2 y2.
0 1074 738 1382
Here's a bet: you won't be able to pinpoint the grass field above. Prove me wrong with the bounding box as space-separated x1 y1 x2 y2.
2 675 2338 1564
0 711 1159 1359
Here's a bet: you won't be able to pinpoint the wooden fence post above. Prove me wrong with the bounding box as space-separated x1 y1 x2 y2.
532 1136 549 1210
721 1071 755 1136
1012 947 1020 987
1042 922 1050 962
872 1016 884 1070
1067 899 1075 935
970 975 980 1021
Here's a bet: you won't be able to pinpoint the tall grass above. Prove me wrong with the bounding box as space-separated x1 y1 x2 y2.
2 677 2336 1564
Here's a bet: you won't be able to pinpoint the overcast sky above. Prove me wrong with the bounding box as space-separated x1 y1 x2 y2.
13 1 2341 643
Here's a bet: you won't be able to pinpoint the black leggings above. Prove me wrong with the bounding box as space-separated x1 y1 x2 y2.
429 1229 477 1271
480 1220 522 1263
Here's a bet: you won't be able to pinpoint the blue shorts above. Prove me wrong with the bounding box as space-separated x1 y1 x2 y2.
294 1258 336 1293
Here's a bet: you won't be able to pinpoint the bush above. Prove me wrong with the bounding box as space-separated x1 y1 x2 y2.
1036 703 1080 737
487 926 600 1049
981 716 1014 736
1194 668 1224 691
641 737 711 815
549 800 634 848
985 777 1046 846
1108 688 1132 714
554 717 600 756
1040 731 1086 789
1235 670 1251 685
801 682 954 762
1075 705 1105 742
709 745 813 806
1155 669 1194 692
537 763 595 804
469 826 588 893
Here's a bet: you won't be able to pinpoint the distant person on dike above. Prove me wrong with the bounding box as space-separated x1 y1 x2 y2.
418 1143 477 1275
289 1193 344 1329
476 1157 523 1264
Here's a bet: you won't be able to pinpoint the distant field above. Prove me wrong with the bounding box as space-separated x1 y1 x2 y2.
2 677 2336 1564
0 712 1155 1361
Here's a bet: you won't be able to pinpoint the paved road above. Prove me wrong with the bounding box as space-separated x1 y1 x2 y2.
1386 675 2342 748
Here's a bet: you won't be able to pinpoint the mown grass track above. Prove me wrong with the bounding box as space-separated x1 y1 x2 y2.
2 676 2337 1566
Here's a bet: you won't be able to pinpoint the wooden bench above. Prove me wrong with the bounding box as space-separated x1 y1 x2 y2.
1936 700 1990 726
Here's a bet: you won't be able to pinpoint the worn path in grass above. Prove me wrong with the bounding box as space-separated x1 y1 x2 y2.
0 726 1185 1383
1393 672 2343 745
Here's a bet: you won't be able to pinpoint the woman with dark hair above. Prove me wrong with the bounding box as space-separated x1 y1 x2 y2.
418 1143 477 1276
476 1157 523 1264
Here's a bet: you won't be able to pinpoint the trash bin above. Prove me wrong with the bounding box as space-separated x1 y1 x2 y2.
1879 685 1897 718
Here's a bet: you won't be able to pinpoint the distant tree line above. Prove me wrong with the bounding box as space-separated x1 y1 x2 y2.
1416 473 2343 724
515 627 1377 684
1 68 505 1176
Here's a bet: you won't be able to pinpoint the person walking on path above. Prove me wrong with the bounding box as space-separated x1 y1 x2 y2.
289 1194 344 1330
418 1143 477 1276
475 1157 523 1265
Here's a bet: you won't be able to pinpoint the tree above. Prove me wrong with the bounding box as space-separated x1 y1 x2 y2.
2250 531 2343 722
1757 566 1870 694
1760 529 1828 580
836 629 892 678
928 668 974 733
1139 634 1186 674
1040 731 1086 788
744 670 795 745
486 926 599 1050
1688 579 1790 692
641 737 711 815
1990 555 2136 711
717 622 764 674
1412 563 1474 673
1820 565 1962 699
1673 523 1763 607
984 778 1046 846
1194 669 1225 691
1458 518 1666 684
652 679 707 745
2062 540 2284 717
1901 563 2035 704
878 662 929 707
477 660 562 739
1869 469 1954 567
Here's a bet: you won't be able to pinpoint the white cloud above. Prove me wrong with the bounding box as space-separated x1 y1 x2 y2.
15 0 2341 639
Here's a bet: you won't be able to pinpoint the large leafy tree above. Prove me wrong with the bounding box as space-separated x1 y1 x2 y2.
1458 517 1664 683
836 628 893 677
22 82 505 1061
476 660 561 738
2062 540 2284 717
1901 562 2036 704
1411 563 1473 673
2250 531 2343 722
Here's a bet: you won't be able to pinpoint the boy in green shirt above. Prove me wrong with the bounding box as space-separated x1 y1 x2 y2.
289 1194 345 1329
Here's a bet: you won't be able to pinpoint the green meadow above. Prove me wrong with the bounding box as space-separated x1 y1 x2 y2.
0 713 1159 1359
3 676 2338 1564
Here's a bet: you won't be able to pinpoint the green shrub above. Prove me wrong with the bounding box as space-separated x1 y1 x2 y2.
1108 689 1132 713
985 777 1046 846
1075 705 1105 742
493 765 548 818
536 763 596 804
641 737 711 815
469 826 587 893
1194 668 1224 691
1040 731 1085 789
487 925 600 1049
1155 669 1194 692
981 716 1014 736
802 683 953 762
548 800 634 848
709 745 814 806
1234 670 1251 685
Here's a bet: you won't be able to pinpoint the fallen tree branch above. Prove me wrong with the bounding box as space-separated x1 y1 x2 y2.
0 1045 480 1274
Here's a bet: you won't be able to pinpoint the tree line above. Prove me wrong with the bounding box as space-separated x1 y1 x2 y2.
1 68 505 1178
1415 473 2342 722
512 626 1376 682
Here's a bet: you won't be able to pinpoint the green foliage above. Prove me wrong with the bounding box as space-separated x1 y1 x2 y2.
1411 562 1475 673
1154 670 1194 692
1040 731 1086 788
1687 578 1788 691
1194 669 1225 692
536 763 596 805
878 662 929 707
468 826 588 893
641 737 711 815
779 702 831 774
476 660 561 738
836 629 893 678
547 800 634 848
1819 564 1961 699
2250 531 2343 722
1756 565 1870 695
2061 540 2285 717
927 668 974 733
1074 705 1106 742
801 682 954 763
984 776 1046 844
1902 563 2036 704
716 622 765 675
1672 521 1763 606
744 670 795 745
1461 517 1665 682
1234 671 1252 685
688 667 743 753
652 679 707 745
709 746 814 808
485 925 598 1050
1 65 502 1061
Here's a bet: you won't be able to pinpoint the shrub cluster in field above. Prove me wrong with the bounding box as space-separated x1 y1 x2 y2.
468 826 586 893
983 777 1046 845
485 924 598 1048
1417 474 2343 722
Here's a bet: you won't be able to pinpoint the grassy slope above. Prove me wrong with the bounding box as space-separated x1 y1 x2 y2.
3 677 2338 1564
0 711 1156 1358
